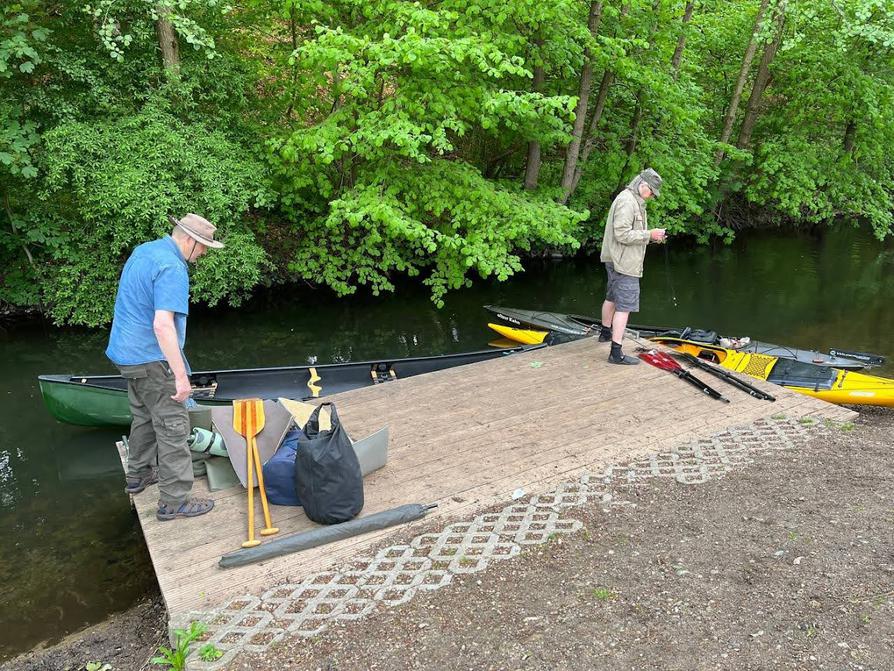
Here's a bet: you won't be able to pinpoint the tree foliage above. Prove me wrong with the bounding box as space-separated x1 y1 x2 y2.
1 0 892 324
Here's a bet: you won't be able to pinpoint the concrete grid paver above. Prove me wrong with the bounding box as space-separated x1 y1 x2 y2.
179 416 840 669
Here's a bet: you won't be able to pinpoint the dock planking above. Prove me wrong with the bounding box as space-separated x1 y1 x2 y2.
121 337 857 631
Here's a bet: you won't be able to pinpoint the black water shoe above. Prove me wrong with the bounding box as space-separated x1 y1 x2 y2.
608 352 640 365
598 325 612 342
608 341 639 365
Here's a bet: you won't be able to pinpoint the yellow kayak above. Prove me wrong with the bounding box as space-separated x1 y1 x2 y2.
487 323 549 345
489 324 894 407
653 337 894 408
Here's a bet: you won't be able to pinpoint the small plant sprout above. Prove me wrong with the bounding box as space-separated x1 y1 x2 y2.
151 621 208 671
198 643 224 662
591 587 614 601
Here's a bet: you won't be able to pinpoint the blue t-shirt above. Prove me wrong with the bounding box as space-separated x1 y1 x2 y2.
106 236 191 373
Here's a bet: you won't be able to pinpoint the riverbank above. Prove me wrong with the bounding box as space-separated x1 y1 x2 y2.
4 405 891 671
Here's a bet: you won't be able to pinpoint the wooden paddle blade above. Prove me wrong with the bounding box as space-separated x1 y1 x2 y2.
250 398 265 434
232 398 264 438
232 399 246 435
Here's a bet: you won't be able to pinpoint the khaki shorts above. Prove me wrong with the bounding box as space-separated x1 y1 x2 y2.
604 263 640 313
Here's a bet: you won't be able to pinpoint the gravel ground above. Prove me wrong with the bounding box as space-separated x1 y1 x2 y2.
4 407 892 671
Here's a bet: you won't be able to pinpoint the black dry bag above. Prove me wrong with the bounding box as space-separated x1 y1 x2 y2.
294 402 364 524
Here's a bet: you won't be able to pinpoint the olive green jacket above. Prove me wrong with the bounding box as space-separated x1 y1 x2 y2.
599 184 650 278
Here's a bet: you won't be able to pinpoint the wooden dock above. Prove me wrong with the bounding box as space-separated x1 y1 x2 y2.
124 338 857 630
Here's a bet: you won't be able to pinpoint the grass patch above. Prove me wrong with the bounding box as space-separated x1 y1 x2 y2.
590 587 615 601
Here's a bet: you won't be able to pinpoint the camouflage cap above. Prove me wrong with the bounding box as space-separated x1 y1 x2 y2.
640 168 663 197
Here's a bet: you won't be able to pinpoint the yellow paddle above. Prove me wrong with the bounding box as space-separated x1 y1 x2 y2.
233 399 278 548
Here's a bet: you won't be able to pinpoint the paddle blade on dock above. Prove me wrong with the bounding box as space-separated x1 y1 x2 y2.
232 398 265 438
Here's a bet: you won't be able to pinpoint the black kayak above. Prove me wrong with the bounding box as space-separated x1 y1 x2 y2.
484 305 885 370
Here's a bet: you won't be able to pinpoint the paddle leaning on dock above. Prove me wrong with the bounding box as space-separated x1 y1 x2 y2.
37 346 539 427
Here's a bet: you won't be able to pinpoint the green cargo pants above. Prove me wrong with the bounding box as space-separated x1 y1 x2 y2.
117 361 193 507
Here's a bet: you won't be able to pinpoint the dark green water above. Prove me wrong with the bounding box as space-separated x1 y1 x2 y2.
1 225 892 659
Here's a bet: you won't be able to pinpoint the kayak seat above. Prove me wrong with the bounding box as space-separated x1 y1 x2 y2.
767 358 836 390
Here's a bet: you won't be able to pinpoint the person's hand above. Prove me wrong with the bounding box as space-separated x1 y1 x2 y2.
650 228 667 243
171 374 192 403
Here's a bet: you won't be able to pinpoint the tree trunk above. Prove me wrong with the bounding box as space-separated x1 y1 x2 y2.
736 0 786 150
559 2 604 201
3 188 35 268
284 5 300 120
714 0 771 165
156 5 180 74
563 3 631 201
843 120 856 155
615 96 644 191
566 69 614 198
625 102 644 157
290 5 297 51
616 3 661 191
671 1 696 80
523 63 546 190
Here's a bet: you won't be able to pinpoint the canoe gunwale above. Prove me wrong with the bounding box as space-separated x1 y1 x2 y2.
37 345 534 387
38 345 544 426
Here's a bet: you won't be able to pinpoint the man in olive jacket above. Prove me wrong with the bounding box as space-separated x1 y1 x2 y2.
598 168 666 364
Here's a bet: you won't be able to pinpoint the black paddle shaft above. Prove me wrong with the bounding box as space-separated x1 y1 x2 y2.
676 353 776 402
672 369 730 403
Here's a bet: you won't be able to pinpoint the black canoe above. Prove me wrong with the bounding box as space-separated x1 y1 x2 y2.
38 345 540 427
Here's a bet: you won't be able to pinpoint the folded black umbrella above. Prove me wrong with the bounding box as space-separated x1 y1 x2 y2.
219 503 436 569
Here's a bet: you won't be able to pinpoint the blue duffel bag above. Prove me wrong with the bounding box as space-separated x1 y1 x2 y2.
262 428 303 506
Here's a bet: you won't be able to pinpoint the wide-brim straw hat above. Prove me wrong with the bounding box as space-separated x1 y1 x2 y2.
168 213 225 249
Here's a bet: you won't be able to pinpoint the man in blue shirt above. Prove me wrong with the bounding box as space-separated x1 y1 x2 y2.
107 214 224 521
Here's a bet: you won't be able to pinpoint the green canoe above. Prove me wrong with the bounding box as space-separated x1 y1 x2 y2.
38 345 537 427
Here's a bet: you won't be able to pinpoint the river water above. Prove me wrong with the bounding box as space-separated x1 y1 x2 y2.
1 225 892 659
